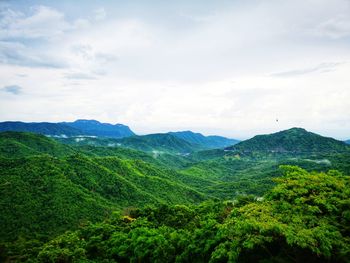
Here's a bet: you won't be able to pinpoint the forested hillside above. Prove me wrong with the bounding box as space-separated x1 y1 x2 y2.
169 131 239 149
228 128 349 154
0 131 77 158
4 167 350 262
1 129 350 262
113 133 202 154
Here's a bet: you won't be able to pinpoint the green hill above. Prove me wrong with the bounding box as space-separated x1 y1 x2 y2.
0 156 115 242
115 133 201 154
169 131 239 149
0 131 76 158
1 129 350 262
0 153 206 243
0 132 191 169
227 128 349 154
56 133 201 154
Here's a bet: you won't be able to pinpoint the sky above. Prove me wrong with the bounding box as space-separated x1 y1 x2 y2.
0 0 349 140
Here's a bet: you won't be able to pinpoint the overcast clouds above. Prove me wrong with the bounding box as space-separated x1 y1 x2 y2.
0 0 349 139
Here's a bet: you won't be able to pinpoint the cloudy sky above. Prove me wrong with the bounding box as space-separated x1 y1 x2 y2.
0 0 349 139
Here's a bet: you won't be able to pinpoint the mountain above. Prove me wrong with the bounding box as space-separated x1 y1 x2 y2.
169 130 239 149
61 119 134 138
0 120 135 138
0 121 81 136
1 128 350 262
116 133 200 154
346 140 350 145
227 127 349 153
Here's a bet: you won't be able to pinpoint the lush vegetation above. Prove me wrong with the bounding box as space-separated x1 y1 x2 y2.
113 133 201 154
1 128 350 262
4 166 349 262
228 128 349 154
169 131 239 149
0 154 205 242
0 132 77 158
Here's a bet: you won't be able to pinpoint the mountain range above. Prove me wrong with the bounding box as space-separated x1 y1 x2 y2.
0 120 134 138
0 120 238 150
0 121 81 136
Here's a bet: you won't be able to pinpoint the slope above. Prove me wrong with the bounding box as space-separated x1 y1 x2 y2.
227 127 349 154
0 153 206 243
116 133 201 154
169 131 239 149
0 131 76 158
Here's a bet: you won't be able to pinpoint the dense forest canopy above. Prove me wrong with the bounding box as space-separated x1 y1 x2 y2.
0 128 349 262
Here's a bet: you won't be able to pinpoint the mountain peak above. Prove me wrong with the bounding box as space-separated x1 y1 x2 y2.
63 120 135 138
227 128 348 153
284 127 308 133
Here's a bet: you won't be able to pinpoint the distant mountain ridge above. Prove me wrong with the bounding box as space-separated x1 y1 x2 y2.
61 119 135 138
0 120 238 148
54 131 238 154
226 127 349 153
169 130 238 149
0 119 135 138
0 121 81 136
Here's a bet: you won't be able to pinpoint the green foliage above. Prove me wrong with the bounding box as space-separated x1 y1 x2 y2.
17 167 350 262
116 133 200 154
0 131 76 158
0 153 206 245
0 156 114 243
217 166 350 262
169 131 239 149
228 127 350 154
2 131 350 262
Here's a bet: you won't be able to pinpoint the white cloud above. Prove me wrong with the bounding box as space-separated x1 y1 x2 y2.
271 62 345 77
0 1 349 139
0 40 67 68
94 8 106 21
0 6 69 40
313 15 350 39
